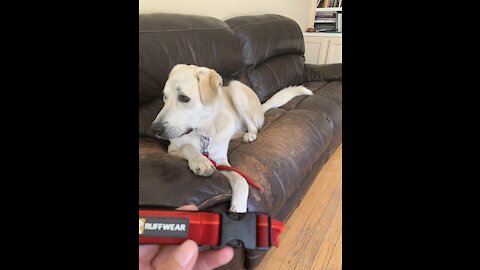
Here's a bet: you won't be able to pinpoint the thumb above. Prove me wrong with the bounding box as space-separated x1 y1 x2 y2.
154 240 199 270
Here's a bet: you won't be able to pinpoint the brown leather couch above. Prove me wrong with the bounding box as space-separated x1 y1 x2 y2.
139 13 342 269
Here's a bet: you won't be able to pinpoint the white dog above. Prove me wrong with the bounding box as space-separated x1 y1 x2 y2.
151 64 312 213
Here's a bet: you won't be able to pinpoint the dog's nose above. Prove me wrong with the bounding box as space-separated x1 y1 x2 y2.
151 121 166 136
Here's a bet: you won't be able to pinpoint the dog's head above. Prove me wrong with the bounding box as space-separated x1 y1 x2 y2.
151 64 223 140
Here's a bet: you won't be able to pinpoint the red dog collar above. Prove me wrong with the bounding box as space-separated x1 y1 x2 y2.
139 209 285 250
200 135 264 191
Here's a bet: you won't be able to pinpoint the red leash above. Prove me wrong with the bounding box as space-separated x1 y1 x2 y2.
203 154 264 192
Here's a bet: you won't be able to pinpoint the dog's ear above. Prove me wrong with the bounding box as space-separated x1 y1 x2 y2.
168 64 188 78
196 67 222 105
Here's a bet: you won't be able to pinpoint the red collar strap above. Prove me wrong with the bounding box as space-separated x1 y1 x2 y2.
139 209 285 250
200 136 264 191
203 153 265 192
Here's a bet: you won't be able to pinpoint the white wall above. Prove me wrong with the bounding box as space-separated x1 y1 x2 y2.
139 0 316 32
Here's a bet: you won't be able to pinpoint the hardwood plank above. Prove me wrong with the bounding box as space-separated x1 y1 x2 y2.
295 182 342 269
326 230 342 270
311 203 342 270
278 171 341 269
256 144 342 270
269 166 339 267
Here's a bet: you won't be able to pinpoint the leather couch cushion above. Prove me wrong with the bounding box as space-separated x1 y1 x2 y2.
225 14 305 67
139 137 234 208
226 14 306 103
227 82 342 214
139 98 164 137
247 54 305 102
139 13 244 106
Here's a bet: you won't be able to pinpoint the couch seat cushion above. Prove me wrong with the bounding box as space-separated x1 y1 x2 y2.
225 81 342 214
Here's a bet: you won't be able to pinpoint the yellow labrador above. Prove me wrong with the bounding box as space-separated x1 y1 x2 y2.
151 64 312 212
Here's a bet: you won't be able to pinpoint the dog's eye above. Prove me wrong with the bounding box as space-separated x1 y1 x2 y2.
178 95 190 103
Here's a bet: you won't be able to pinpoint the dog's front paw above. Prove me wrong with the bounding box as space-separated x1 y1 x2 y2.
188 156 216 176
243 132 257 143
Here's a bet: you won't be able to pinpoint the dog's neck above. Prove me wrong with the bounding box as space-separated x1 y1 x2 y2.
196 124 216 140
194 103 219 140
196 91 239 142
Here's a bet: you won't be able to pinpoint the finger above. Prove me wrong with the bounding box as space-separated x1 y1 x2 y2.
176 204 199 211
139 245 159 270
193 246 234 270
152 239 199 270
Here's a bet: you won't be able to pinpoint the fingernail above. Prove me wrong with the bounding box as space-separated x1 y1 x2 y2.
173 240 197 268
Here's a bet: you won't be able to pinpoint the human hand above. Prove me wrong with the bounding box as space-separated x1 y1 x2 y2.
139 205 234 270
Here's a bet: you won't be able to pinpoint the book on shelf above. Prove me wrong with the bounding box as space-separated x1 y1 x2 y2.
313 0 342 33
317 0 342 8
336 13 342 32
314 23 337 32
316 12 336 18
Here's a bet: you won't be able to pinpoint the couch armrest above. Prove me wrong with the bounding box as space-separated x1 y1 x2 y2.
304 63 342 82
139 137 234 208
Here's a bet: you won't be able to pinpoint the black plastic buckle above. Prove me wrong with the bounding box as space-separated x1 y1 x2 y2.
211 212 271 251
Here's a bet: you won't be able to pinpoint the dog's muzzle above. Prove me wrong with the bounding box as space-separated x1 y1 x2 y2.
151 121 166 138
151 121 194 139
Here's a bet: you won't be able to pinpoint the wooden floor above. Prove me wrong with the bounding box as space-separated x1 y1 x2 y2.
256 144 342 270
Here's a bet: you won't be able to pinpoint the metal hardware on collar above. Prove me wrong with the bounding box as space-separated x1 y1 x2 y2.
200 135 211 155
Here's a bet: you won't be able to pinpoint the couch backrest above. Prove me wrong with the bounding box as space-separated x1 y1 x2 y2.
226 14 306 103
139 13 245 135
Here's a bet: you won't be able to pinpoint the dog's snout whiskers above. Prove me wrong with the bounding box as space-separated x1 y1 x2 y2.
151 121 167 135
